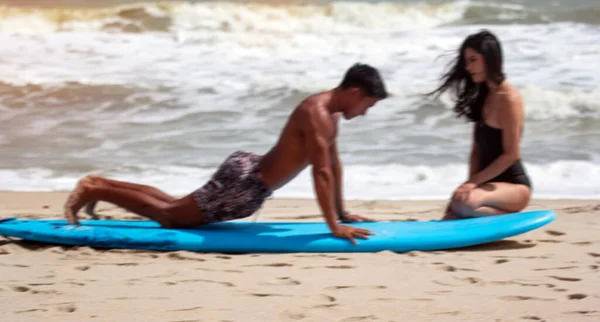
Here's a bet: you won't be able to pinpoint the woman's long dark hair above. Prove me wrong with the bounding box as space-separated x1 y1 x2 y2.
427 30 506 122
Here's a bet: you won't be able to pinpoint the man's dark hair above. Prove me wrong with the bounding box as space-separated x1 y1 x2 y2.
339 63 388 100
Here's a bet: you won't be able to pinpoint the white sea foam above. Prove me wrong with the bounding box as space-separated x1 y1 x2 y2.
2 161 599 199
0 2 598 198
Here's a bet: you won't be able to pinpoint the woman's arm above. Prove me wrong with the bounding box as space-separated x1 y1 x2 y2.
468 123 479 180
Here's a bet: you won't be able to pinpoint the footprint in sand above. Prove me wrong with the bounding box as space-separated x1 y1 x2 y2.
262 277 301 286
57 303 77 313
571 241 591 246
113 262 139 266
500 296 555 301
410 298 434 302
250 293 290 298
434 311 460 316
565 310 600 316
339 315 378 322
167 279 235 287
31 289 62 295
545 230 566 236
432 280 456 287
325 285 386 291
492 280 554 288
310 294 337 307
495 259 510 264
455 277 484 285
75 265 90 271
427 290 453 295
13 264 29 268
567 293 587 300
28 283 54 287
439 265 457 272
548 276 581 282
14 309 48 314
66 281 85 286
166 252 206 262
246 263 293 267
521 316 543 321
433 263 479 272
325 265 355 269
460 268 479 272
532 266 577 271
167 306 203 312
280 311 306 320
369 298 397 302
406 251 426 257
319 294 336 302
537 239 562 244
588 252 600 258
0 248 9 255
11 286 30 293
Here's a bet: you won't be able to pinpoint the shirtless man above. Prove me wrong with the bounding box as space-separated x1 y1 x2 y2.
64 63 388 244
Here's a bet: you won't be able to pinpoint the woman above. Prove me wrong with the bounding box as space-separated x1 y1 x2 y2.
427 30 532 220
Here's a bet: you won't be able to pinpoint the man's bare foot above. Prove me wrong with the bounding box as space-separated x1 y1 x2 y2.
84 201 99 219
64 176 93 225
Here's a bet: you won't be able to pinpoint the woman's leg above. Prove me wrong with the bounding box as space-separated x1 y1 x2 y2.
443 182 531 220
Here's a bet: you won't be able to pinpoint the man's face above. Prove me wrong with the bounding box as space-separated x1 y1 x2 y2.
342 88 377 120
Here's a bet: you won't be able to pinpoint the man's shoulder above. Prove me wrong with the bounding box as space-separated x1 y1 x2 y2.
293 96 328 122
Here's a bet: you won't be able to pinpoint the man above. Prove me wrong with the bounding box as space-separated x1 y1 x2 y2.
65 63 388 245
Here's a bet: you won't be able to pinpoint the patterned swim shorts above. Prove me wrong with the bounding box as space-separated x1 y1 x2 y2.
192 150 272 224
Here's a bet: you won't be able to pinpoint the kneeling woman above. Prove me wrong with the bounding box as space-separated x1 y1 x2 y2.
428 30 532 219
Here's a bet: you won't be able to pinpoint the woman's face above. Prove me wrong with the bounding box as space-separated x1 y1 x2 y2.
464 47 486 83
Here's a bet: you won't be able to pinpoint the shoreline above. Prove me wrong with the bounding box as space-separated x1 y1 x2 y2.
0 191 598 221
0 190 598 219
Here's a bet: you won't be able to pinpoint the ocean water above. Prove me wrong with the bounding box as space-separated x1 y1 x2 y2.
0 0 599 200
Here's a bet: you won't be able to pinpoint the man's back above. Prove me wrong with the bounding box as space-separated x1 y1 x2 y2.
259 92 336 191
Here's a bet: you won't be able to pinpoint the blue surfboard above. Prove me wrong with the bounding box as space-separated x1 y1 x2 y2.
0 210 555 253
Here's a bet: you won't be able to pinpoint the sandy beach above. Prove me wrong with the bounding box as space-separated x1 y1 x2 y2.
0 192 598 322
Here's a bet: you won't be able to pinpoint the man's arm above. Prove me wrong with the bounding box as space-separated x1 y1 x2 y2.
330 139 346 220
302 107 340 233
329 114 346 219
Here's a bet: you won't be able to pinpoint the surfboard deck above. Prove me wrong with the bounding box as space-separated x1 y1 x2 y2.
0 210 555 253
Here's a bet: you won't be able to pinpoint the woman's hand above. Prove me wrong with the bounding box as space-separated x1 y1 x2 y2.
452 182 477 203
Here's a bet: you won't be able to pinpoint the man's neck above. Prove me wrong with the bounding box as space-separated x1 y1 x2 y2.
325 88 344 114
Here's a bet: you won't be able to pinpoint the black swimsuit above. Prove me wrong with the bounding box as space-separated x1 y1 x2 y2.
474 121 532 189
